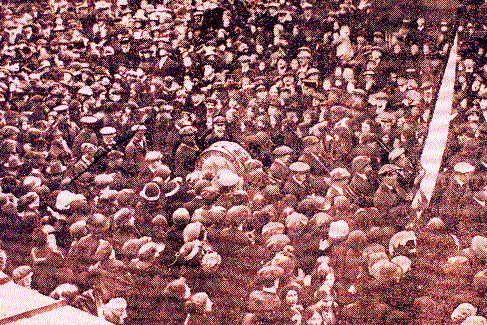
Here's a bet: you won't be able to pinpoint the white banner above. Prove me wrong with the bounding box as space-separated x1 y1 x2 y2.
412 34 458 211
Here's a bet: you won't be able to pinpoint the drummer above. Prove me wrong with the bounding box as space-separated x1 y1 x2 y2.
202 116 233 150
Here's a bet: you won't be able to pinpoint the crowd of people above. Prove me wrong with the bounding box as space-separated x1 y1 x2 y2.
1 0 487 324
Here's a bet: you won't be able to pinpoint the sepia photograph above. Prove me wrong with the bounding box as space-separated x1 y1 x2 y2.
0 0 486 324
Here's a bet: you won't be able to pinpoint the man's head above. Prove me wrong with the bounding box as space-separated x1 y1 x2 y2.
104 298 128 324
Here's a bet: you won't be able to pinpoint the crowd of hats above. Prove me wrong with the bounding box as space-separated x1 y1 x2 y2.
0 0 484 324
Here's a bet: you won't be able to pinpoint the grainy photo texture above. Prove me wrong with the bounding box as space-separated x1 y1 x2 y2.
0 0 486 324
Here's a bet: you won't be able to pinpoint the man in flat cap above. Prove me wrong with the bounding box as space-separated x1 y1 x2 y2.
202 115 233 150
68 213 111 287
296 47 313 80
284 162 313 201
298 135 329 176
349 155 377 207
91 126 118 174
72 116 99 158
125 124 148 174
174 126 200 179
373 164 410 217
268 145 293 186
436 162 476 230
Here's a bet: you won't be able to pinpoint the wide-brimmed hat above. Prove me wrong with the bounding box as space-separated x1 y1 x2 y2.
140 182 161 201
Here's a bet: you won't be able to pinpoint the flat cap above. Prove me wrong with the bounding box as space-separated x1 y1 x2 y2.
180 126 197 136
100 126 116 135
213 115 226 125
79 115 98 124
273 146 292 156
388 147 405 162
351 156 371 173
289 162 310 173
330 167 351 181
454 162 475 174
302 136 320 147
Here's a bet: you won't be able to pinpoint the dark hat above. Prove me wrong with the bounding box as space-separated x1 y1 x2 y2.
302 135 320 147
108 150 124 160
456 124 475 137
213 115 226 125
245 159 263 171
283 70 295 78
256 84 266 92
378 164 402 175
289 162 310 173
163 277 191 300
280 86 292 93
369 46 384 54
351 156 371 173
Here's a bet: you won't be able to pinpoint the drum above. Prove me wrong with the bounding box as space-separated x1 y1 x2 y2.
196 141 252 177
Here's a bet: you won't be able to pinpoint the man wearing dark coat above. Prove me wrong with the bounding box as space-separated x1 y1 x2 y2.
283 162 313 201
174 126 200 179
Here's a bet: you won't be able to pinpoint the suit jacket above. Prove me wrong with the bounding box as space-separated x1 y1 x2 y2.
298 150 329 175
155 56 181 77
373 181 406 213
173 143 200 178
283 176 313 201
268 160 290 183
